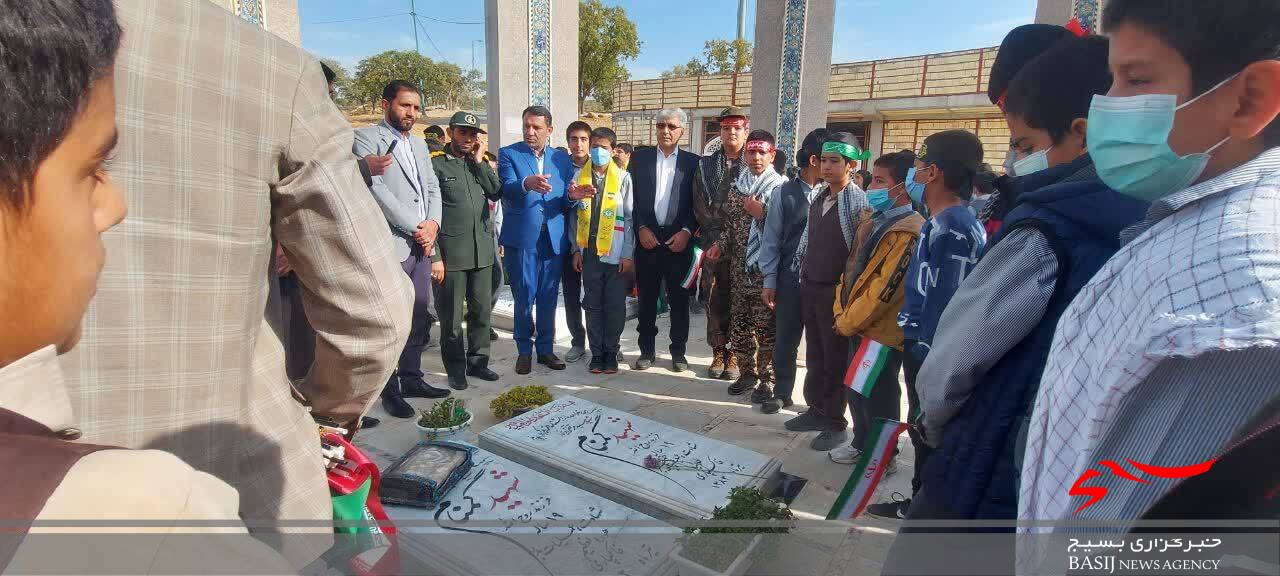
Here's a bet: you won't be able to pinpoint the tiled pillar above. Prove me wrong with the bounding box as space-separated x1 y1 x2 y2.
749 0 835 164
485 0 580 150
1036 0 1103 31
230 0 300 46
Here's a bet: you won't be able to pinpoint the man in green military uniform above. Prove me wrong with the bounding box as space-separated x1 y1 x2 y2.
431 111 503 390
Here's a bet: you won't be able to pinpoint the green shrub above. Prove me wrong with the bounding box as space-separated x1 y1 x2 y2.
679 486 793 572
489 385 554 420
418 397 469 428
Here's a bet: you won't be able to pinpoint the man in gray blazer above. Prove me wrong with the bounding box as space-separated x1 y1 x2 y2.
353 79 449 417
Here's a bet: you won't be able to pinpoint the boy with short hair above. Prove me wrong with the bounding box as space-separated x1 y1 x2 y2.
573 127 635 374
1018 0 1280 568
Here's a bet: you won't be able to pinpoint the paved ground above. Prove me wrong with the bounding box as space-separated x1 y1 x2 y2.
355 300 912 574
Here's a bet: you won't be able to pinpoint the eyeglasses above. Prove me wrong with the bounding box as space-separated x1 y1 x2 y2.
655 122 683 131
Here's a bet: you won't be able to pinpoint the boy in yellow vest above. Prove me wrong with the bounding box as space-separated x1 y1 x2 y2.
572 127 635 374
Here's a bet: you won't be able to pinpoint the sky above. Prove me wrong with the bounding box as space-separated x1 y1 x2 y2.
299 0 1038 80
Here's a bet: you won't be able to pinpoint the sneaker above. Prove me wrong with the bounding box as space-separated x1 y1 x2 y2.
828 443 863 465
632 355 654 370
865 493 912 520
749 382 773 404
784 410 827 432
589 356 604 374
565 344 587 363
761 397 793 415
604 354 620 374
671 354 689 373
727 373 758 396
708 349 726 379
809 428 848 451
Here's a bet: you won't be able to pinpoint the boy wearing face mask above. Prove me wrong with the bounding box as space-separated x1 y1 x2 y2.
896 36 1148 526
572 127 635 374
1017 0 1280 556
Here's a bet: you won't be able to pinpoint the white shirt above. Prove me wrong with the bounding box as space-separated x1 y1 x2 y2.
382 120 424 220
654 145 679 226
524 146 547 192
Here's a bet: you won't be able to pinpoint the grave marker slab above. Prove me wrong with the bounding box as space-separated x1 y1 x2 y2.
388 447 679 576
479 396 783 520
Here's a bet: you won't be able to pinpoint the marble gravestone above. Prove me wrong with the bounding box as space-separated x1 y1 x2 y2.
492 287 641 332
479 396 784 521
389 447 679 576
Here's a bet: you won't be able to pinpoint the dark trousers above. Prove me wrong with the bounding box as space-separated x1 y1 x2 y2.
278 273 316 381
849 337 903 453
902 341 930 496
396 247 436 385
435 265 494 378
772 271 804 402
800 282 849 430
703 257 731 351
562 250 585 347
581 253 627 358
635 226 693 356
504 231 562 356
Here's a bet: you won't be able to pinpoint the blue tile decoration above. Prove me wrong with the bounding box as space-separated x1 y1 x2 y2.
528 0 552 107
1072 0 1099 32
775 0 807 164
234 0 264 26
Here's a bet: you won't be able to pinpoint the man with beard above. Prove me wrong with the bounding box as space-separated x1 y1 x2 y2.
429 112 503 390
354 80 449 417
692 107 749 380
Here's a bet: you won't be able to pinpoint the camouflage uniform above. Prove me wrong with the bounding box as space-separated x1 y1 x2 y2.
722 190 776 383
693 151 740 375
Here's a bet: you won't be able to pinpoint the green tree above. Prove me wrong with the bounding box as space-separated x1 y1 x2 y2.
661 58 710 78
350 50 474 111
317 57 353 107
578 0 641 110
703 38 752 74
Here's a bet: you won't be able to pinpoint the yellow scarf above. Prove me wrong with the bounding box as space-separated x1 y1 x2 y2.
575 161 623 255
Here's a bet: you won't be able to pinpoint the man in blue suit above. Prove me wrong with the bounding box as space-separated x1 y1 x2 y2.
498 105 591 374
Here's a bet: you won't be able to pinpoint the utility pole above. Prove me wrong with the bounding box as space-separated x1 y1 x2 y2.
732 0 747 105
737 0 747 41
410 0 420 54
472 40 484 73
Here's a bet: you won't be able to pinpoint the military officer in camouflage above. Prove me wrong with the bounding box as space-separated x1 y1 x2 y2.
431 111 503 390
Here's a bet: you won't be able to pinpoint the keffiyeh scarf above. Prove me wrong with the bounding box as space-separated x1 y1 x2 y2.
738 166 788 275
793 181 866 275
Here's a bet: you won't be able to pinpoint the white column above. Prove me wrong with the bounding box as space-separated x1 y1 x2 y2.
485 0 580 150
749 0 836 163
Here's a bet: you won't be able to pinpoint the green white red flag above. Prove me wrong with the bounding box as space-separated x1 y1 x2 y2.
827 418 909 520
681 246 704 290
844 338 892 396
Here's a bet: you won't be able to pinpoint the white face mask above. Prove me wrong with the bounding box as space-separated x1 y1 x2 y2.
1012 148 1051 176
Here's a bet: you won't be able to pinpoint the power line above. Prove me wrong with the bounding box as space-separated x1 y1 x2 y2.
415 14 483 25
413 16 447 60
307 12 408 25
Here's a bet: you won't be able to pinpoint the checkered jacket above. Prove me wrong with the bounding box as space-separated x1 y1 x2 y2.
58 0 413 533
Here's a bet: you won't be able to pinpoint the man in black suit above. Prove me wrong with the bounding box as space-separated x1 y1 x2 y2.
629 108 700 372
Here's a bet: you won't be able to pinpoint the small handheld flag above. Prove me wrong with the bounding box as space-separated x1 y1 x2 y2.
827 419 909 520
681 246 705 290
844 338 892 397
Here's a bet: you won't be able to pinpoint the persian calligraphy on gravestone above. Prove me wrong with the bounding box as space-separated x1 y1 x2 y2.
389 448 678 576
479 396 783 520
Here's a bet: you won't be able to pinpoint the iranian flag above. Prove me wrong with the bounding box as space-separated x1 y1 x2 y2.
681 246 705 290
827 419 909 520
844 338 892 397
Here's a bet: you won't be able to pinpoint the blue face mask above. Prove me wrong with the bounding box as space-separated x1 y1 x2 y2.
865 182 903 212
904 167 927 204
1012 148 1050 176
1087 74 1236 201
590 147 613 167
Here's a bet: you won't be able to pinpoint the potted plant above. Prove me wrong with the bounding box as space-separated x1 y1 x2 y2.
489 385 554 420
670 486 793 576
415 397 472 442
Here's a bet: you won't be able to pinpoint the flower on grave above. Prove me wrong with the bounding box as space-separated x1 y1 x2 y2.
643 455 660 469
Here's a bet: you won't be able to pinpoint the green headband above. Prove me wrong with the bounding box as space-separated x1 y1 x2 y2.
822 141 872 161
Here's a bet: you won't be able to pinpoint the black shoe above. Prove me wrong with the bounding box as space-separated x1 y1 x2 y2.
604 354 619 374
589 356 605 374
866 493 912 520
447 375 468 390
761 398 782 414
632 355 654 370
750 382 774 404
401 378 451 399
360 416 381 429
489 328 499 341
381 392 415 419
727 374 759 396
784 410 827 432
537 354 566 370
466 366 500 381
516 355 532 375
670 354 689 373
